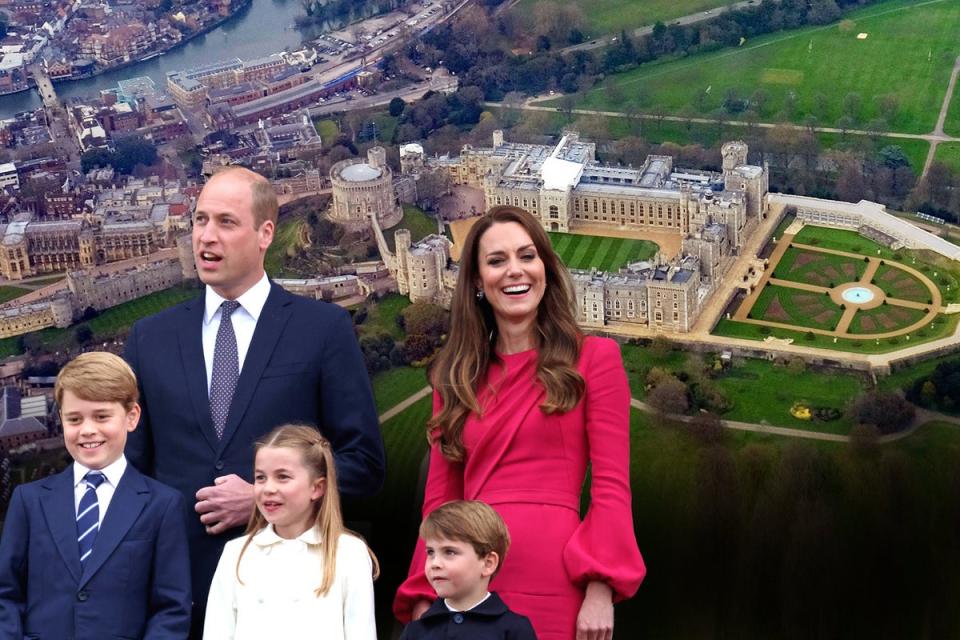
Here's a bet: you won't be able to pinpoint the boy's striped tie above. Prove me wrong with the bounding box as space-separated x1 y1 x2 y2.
77 471 105 566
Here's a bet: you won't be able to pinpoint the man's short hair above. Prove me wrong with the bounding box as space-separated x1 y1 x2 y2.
55 351 139 411
211 166 279 229
420 500 510 575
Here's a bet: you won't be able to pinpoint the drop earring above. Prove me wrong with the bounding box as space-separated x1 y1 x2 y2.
476 288 485 300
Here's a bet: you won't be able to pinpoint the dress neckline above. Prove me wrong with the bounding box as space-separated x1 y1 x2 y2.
495 347 538 360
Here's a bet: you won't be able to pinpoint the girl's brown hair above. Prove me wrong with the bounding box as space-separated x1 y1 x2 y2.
429 206 585 461
236 424 379 596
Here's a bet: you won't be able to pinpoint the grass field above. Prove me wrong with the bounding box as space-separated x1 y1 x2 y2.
264 214 306 277
313 118 340 143
773 246 866 286
0 285 31 305
933 141 960 171
847 303 927 334
22 275 64 286
750 284 843 330
549 232 658 270
559 0 960 134
371 366 429 414
382 205 439 253
357 293 410 340
872 262 931 302
0 284 200 357
511 0 738 38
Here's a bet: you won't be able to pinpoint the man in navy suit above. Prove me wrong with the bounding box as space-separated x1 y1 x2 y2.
124 167 385 635
0 352 191 639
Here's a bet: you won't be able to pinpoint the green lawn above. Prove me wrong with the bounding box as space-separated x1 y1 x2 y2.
872 262 932 302
846 303 927 335
773 246 866 287
357 293 410 340
21 275 64 286
713 311 959 352
621 342 689 398
750 284 843 331
933 141 960 171
382 205 440 253
713 358 863 433
512 0 739 38
0 284 200 356
371 366 429 414
558 0 960 134
314 118 340 143
549 232 658 270
0 285 31 305
264 214 306 278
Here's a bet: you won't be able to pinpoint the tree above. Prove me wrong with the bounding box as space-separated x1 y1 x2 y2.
842 92 862 121
836 115 855 138
848 390 915 435
878 145 910 171
415 169 453 211
400 302 449 339
647 376 689 416
388 97 406 118
75 324 93 346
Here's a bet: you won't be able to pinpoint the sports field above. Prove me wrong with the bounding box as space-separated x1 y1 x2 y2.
562 0 960 134
511 0 737 38
549 232 658 270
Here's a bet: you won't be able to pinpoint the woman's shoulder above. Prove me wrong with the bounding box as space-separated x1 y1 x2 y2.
580 335 622 359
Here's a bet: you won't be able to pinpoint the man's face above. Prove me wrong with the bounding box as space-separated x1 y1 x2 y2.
193 174 274 300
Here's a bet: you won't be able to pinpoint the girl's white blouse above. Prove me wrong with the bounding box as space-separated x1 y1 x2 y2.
203 525 377 640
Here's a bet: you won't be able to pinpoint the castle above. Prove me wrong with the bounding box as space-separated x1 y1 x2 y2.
375 132 768 332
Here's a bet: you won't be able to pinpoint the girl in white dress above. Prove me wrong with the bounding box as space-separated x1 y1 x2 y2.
204 425 379 640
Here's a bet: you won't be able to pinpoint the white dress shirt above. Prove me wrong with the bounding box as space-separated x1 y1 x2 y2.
73 455 127 527
203 525 377 640
201 273 271 393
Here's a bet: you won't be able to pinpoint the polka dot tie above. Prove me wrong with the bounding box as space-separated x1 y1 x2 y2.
210 300 241 439
77 471 105 566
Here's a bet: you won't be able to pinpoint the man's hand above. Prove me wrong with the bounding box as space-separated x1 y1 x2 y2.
195 474 254 535
576 581 614 640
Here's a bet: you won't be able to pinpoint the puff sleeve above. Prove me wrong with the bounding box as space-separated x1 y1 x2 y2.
392 389 465 623
562 338 645 601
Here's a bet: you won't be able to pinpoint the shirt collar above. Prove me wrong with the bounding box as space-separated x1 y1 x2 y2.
444 592 492 612
252 523 322 547
203 272 271 326
73 454 127 489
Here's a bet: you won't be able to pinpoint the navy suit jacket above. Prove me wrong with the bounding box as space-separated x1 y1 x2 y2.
0 464 192 640
123 282 384 607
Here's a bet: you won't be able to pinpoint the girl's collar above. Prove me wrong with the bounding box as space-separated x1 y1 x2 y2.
252 523 322 546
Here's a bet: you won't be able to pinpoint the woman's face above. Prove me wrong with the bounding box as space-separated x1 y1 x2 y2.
476 221 547 333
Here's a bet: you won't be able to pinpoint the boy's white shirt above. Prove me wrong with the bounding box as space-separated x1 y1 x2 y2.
72 454 127 526
444 591 492 612
203 524 376 640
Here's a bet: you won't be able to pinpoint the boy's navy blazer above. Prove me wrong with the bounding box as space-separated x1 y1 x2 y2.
123 283 384 605
0 463 191 639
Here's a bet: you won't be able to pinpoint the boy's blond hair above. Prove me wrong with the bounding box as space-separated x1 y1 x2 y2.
420 500 510 578
55 352 139 411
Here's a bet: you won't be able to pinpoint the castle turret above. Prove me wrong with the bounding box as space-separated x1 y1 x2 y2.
721 141 748 174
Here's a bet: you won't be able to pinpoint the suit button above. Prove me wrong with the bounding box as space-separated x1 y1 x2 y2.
453 613 464 624
214 461 224 471
77 590 89 602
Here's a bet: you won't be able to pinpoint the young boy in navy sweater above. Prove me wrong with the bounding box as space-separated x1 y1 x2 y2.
0 352 192 639
400 500 536 639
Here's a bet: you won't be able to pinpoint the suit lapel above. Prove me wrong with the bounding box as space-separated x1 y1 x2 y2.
38 468 82 584
218 283 293 453
79 466 149 588
179 296 219 454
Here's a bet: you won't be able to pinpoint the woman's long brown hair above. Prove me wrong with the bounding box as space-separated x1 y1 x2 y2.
236 424 379 596
429 206 585 461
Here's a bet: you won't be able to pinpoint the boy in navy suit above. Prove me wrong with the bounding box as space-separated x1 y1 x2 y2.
400 501 537 640
0 352 192 639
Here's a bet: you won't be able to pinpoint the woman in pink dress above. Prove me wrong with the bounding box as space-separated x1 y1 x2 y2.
394 206 645 639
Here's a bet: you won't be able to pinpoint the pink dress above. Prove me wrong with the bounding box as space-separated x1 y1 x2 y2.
394 337 645 639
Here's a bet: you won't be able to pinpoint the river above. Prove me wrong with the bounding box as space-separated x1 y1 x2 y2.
0 0 323 117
